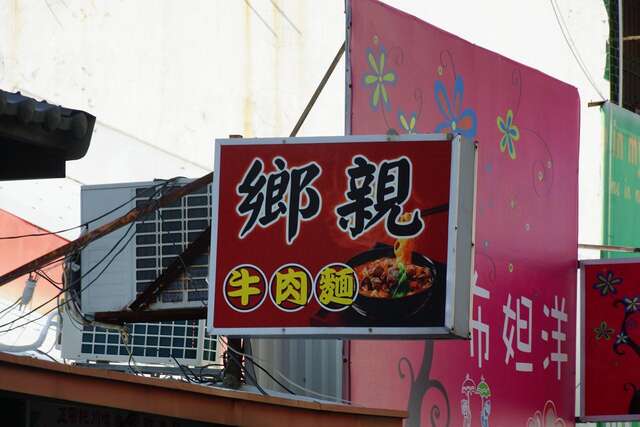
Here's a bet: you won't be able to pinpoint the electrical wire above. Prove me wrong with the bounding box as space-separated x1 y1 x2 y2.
172 356 197 384
120 328 141 375
0 298 20 319
61 180 177 332
35 271 63 291
549 0 606 100
169 357 222 385
156 194 192 294
197 363 224 377
0 222 137 334
36 269 62 286
37 258 65 275
36 349 60 363
218 336 351 404
0 177 181 240
0 180 173 334
245 356 296 395
225 349 268 396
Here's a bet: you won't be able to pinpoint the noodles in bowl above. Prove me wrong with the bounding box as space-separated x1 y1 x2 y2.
347 246 440 322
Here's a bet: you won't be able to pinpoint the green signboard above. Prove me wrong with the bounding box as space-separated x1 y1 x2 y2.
603 102 640 258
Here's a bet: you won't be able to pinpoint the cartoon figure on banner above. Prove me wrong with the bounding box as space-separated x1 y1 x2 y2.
460 375 476 427
477 377 492 427
459 374 492 427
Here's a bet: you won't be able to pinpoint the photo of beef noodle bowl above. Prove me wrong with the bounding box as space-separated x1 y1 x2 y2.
346 240 443 323
356 257 434 299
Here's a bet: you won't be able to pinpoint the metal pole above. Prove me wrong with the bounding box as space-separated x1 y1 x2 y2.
619 0 624 104
578 243 640 253
290 42 346 137
223 338 243 389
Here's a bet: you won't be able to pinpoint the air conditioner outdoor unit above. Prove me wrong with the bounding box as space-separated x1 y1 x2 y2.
60 314 220 366
60 179 218 365
79 179 211 314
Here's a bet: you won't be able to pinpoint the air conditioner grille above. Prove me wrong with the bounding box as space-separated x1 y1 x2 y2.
134 183 212 305
78 320 218 362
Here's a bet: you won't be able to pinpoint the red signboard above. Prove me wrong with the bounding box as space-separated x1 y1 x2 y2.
208 134 475 337
347 0 579 425
581 259 640 422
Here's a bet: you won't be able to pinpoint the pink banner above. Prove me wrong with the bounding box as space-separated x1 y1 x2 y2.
582 260 640 421
347 1 580 425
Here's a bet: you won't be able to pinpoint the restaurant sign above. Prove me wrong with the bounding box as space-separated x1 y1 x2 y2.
581 259 640 421
208 134 476 337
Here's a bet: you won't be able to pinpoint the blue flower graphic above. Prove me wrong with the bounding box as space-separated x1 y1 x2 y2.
593 270 622 296
497 109 520 160
434 75 477 139
363 46 396 111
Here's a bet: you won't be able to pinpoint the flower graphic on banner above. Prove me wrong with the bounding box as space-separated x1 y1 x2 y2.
363 46 396 111
593 270 622 296
526 400 566 427
398 110 417 134
497 109 520 159
613 298 640 357
593 320 615 340
616 332 629 345
623 296 640 313
434 75 477 139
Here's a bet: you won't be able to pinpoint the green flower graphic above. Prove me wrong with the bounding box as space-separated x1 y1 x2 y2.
398 110 417 134
497 109 520 159
363 46 396 111
593 320 614 340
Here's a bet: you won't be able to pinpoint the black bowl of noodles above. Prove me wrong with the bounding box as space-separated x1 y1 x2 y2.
347 245 444 323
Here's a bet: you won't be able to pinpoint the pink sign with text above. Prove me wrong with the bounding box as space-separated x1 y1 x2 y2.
347 1 579 425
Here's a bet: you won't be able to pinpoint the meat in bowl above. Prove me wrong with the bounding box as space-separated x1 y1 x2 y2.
356 257 434 299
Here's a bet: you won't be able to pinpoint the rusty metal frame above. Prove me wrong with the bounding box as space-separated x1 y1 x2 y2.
93 307 206 324
0 352 406 427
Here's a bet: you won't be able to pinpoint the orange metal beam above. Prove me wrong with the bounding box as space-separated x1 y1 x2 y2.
0 353 405 427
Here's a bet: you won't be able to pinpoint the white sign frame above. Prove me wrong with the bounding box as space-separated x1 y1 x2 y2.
207 133 476 338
